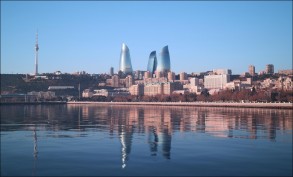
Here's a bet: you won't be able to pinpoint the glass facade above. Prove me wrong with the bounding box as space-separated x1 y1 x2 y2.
147 51 157 75
119 43 133 74
156 45 171 73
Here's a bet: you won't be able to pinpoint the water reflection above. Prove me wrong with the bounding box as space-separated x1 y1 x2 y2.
32 127 38 176
1 105 292 169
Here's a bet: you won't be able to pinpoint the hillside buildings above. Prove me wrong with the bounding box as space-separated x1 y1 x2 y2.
278 69 293 76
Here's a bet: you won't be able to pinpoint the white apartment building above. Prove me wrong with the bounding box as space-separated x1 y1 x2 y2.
204 74 230 89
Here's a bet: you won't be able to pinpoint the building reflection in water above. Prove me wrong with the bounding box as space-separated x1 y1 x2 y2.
1 105 292 169
119 124 134 169
148 126 158 156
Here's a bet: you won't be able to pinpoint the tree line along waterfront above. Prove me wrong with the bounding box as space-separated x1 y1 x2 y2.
0 72 292 103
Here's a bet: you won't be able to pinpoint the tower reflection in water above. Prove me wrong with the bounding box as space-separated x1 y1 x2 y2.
3 105 290 169
32 127 38 176
65 105 292 169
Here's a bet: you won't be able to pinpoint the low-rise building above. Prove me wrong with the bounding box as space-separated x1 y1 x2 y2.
93 88 130 97
28 91 56 100
48 86 74 90
82 89 93 98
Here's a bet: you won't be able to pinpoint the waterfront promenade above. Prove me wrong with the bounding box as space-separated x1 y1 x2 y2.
1 101 291 109
67 101 292 109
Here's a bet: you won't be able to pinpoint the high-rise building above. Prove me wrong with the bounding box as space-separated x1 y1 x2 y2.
112 75 119 87
144 71 151 79
155 71 163 78
156 45 171 74
110 67 114 76
266 64 274 74
167 71 175 81
180 72 187 81
147 51 157 75
248 65 255 76
190 78 199 86
35 32 39 75
125 75 134 88
119 43 133 74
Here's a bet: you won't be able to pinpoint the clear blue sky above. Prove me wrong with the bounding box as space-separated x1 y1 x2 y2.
1 1 292 75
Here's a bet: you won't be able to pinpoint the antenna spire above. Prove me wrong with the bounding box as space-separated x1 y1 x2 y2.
35 31 39 75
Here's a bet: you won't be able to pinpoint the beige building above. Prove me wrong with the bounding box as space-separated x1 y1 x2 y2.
144 71 151 79
112 75 119 87
249 65 255 76
190 78 199 86
179 72 187 81
125 75 134 88
167 71 175 81
144 83 163 96
144 82 183 96
155 71 163 78
163 82 175 95
129 84 144 96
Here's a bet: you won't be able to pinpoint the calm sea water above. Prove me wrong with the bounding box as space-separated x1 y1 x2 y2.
1 104 292 176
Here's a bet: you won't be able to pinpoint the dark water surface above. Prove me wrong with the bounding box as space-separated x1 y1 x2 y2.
1 105 292 176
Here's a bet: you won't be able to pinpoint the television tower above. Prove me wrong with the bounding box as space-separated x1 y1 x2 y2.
35 31 39 75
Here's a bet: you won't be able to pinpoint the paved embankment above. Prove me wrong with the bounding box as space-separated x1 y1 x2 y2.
67 101 292 109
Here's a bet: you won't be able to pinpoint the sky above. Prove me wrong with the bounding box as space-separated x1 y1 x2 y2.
1 1 292 75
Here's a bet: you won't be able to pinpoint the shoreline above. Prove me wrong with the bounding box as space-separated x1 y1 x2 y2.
67 101 293 109
1 101 292 109
0 101 67 105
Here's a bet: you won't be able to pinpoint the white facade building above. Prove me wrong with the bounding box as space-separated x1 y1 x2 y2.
204 74 230 89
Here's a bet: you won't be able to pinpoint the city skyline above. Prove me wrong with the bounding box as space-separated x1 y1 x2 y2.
1 1 292 74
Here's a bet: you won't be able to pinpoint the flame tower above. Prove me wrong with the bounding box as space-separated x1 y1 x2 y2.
147 51 157 75
156 45 171 73
119 43 133 74
35 32 39 75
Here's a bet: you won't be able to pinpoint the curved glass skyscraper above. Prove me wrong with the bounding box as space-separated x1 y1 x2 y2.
147 51 157 75
156 45 171 73
119 43 133 74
